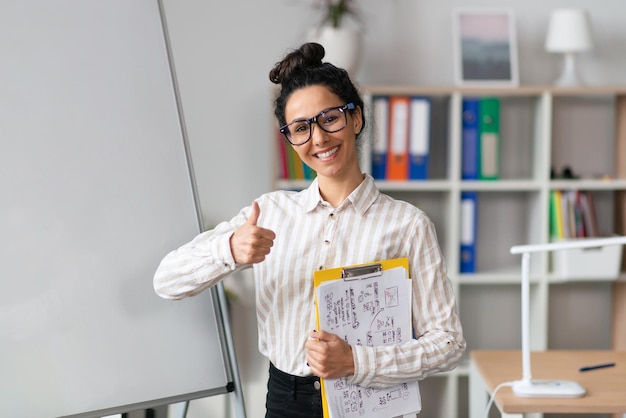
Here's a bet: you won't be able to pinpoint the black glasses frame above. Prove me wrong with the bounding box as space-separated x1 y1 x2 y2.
279 102 356 146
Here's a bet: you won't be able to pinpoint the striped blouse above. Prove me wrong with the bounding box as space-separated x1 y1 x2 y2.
153 174 465 388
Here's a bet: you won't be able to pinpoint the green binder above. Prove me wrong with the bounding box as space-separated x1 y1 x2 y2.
478 97 500 180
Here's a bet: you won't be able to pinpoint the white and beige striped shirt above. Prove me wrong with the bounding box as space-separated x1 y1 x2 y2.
154 174 465 388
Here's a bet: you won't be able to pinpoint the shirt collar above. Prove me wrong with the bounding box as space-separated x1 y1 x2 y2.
302 174 379 215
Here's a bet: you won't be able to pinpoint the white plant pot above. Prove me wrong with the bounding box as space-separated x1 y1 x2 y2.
308 26 362 77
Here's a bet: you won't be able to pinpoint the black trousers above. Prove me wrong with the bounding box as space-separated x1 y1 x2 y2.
265 362 323 418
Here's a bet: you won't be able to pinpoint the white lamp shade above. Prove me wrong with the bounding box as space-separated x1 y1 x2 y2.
545 9 593 53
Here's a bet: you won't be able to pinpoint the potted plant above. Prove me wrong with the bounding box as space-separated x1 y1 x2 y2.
309 0 362 76
318 0 358 28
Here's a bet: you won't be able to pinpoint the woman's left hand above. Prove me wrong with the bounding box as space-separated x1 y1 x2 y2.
305 330 355 379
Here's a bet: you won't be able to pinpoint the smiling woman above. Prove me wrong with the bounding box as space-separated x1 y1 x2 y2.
153 42 465 418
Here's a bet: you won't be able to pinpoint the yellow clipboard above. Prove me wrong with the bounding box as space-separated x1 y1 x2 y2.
313 257 411 418
313 257 409 289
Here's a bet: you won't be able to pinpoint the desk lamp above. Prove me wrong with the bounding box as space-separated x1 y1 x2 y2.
545 9 593 86
509 236 626 397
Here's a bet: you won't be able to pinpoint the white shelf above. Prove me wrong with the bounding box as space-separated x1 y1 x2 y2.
273 85 626 418
375 180 452 191
549 178 626 190
460 179 541 191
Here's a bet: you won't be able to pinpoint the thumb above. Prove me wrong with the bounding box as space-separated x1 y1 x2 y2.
247 201 260 226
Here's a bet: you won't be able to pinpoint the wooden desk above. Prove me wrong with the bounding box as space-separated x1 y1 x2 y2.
469 350 626 418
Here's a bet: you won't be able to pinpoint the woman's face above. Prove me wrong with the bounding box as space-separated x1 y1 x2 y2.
283 85 362 181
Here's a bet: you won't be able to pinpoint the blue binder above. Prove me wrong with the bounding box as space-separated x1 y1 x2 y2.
371 96 389 179
408 96 431 180
461 98 480 180
460 191 478 273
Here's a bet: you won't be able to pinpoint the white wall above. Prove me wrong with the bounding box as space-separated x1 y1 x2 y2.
160 1 626 417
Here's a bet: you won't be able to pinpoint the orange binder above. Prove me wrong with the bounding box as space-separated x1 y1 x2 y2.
386 96 410 180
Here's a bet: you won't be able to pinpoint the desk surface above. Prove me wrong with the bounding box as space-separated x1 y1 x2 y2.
471 350 626 414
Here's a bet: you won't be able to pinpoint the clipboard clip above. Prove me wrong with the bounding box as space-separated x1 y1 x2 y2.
341 263 383 281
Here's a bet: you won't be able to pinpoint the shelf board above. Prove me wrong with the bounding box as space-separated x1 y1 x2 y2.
548 274 623 284
276 179 626 192
375 180 451 191
274 179 311 190
456 267 526 285
460 179 540 191
362 84 626 97
275 179 454 192
550 178 626 190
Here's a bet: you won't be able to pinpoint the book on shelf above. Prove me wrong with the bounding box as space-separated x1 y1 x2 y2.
460 191 478 273
371 95 431 180
478 97 500 180
371 96 389 180
549 190 565 240
616 95 626 271
408 96 431 180
277 128 316 180
302 161 316 180
550 189 599 240
460 97 500 181
386 96 410 180
579 191 599 237
291 143 305 180
461 98 480 180
277 131 290 180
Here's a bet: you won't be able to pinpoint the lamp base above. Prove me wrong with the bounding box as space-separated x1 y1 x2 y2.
554 52 583 86
512 379 586 398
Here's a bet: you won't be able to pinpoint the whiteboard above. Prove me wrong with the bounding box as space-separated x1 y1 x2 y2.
0 1 238 417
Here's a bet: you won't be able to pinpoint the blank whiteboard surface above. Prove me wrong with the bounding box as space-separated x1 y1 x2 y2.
0 1 231 417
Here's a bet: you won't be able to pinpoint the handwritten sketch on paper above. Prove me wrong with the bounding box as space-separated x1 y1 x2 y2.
315 266 421 418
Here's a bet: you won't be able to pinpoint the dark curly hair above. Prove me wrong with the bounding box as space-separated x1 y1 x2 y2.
269 43 365 136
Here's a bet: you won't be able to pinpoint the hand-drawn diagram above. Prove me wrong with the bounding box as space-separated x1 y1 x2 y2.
316 266 421 418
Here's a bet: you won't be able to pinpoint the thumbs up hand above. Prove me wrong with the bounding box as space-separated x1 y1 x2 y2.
230 201 276 265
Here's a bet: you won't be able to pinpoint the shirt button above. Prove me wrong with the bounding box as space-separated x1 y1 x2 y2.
324 240 330 245
314 381 321 390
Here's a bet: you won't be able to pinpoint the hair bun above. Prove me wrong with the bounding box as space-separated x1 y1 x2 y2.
269 43 325 85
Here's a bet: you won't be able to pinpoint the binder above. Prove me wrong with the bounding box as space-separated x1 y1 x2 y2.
478 97 500 180
460 192 477 273
277 130 289 179
461 98 480 180
560 190 572 239
294 149 305 180
302 162 316 180
617 95 626 179
289 143 304 180
408 96 431 180
574 190 585 238
278 127 315 180
371 96 389 180
284 141 296 179
581 191 599 237
386 96 410 180
550 190 565 240
313 258 421 418
615 96 626 270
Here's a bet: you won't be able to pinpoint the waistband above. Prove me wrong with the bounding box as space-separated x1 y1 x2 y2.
269 362 321 390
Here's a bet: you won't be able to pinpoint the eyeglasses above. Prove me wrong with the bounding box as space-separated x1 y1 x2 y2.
279 102 355 146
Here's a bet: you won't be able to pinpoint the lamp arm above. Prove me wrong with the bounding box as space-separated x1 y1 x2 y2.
520 252 532 384
511 236 626 255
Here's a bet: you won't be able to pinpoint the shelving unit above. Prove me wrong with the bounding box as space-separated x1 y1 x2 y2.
272 85 626 418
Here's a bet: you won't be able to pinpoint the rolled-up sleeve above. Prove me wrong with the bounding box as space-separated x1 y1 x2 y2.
349 215 465 388
153 211 250 299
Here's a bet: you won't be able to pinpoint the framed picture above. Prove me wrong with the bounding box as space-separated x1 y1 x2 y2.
453 9 519 86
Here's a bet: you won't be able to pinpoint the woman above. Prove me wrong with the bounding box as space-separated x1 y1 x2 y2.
153 42 465 418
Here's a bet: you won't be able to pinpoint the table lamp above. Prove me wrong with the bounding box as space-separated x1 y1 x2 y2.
509 235 626 398
545 9 593 86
